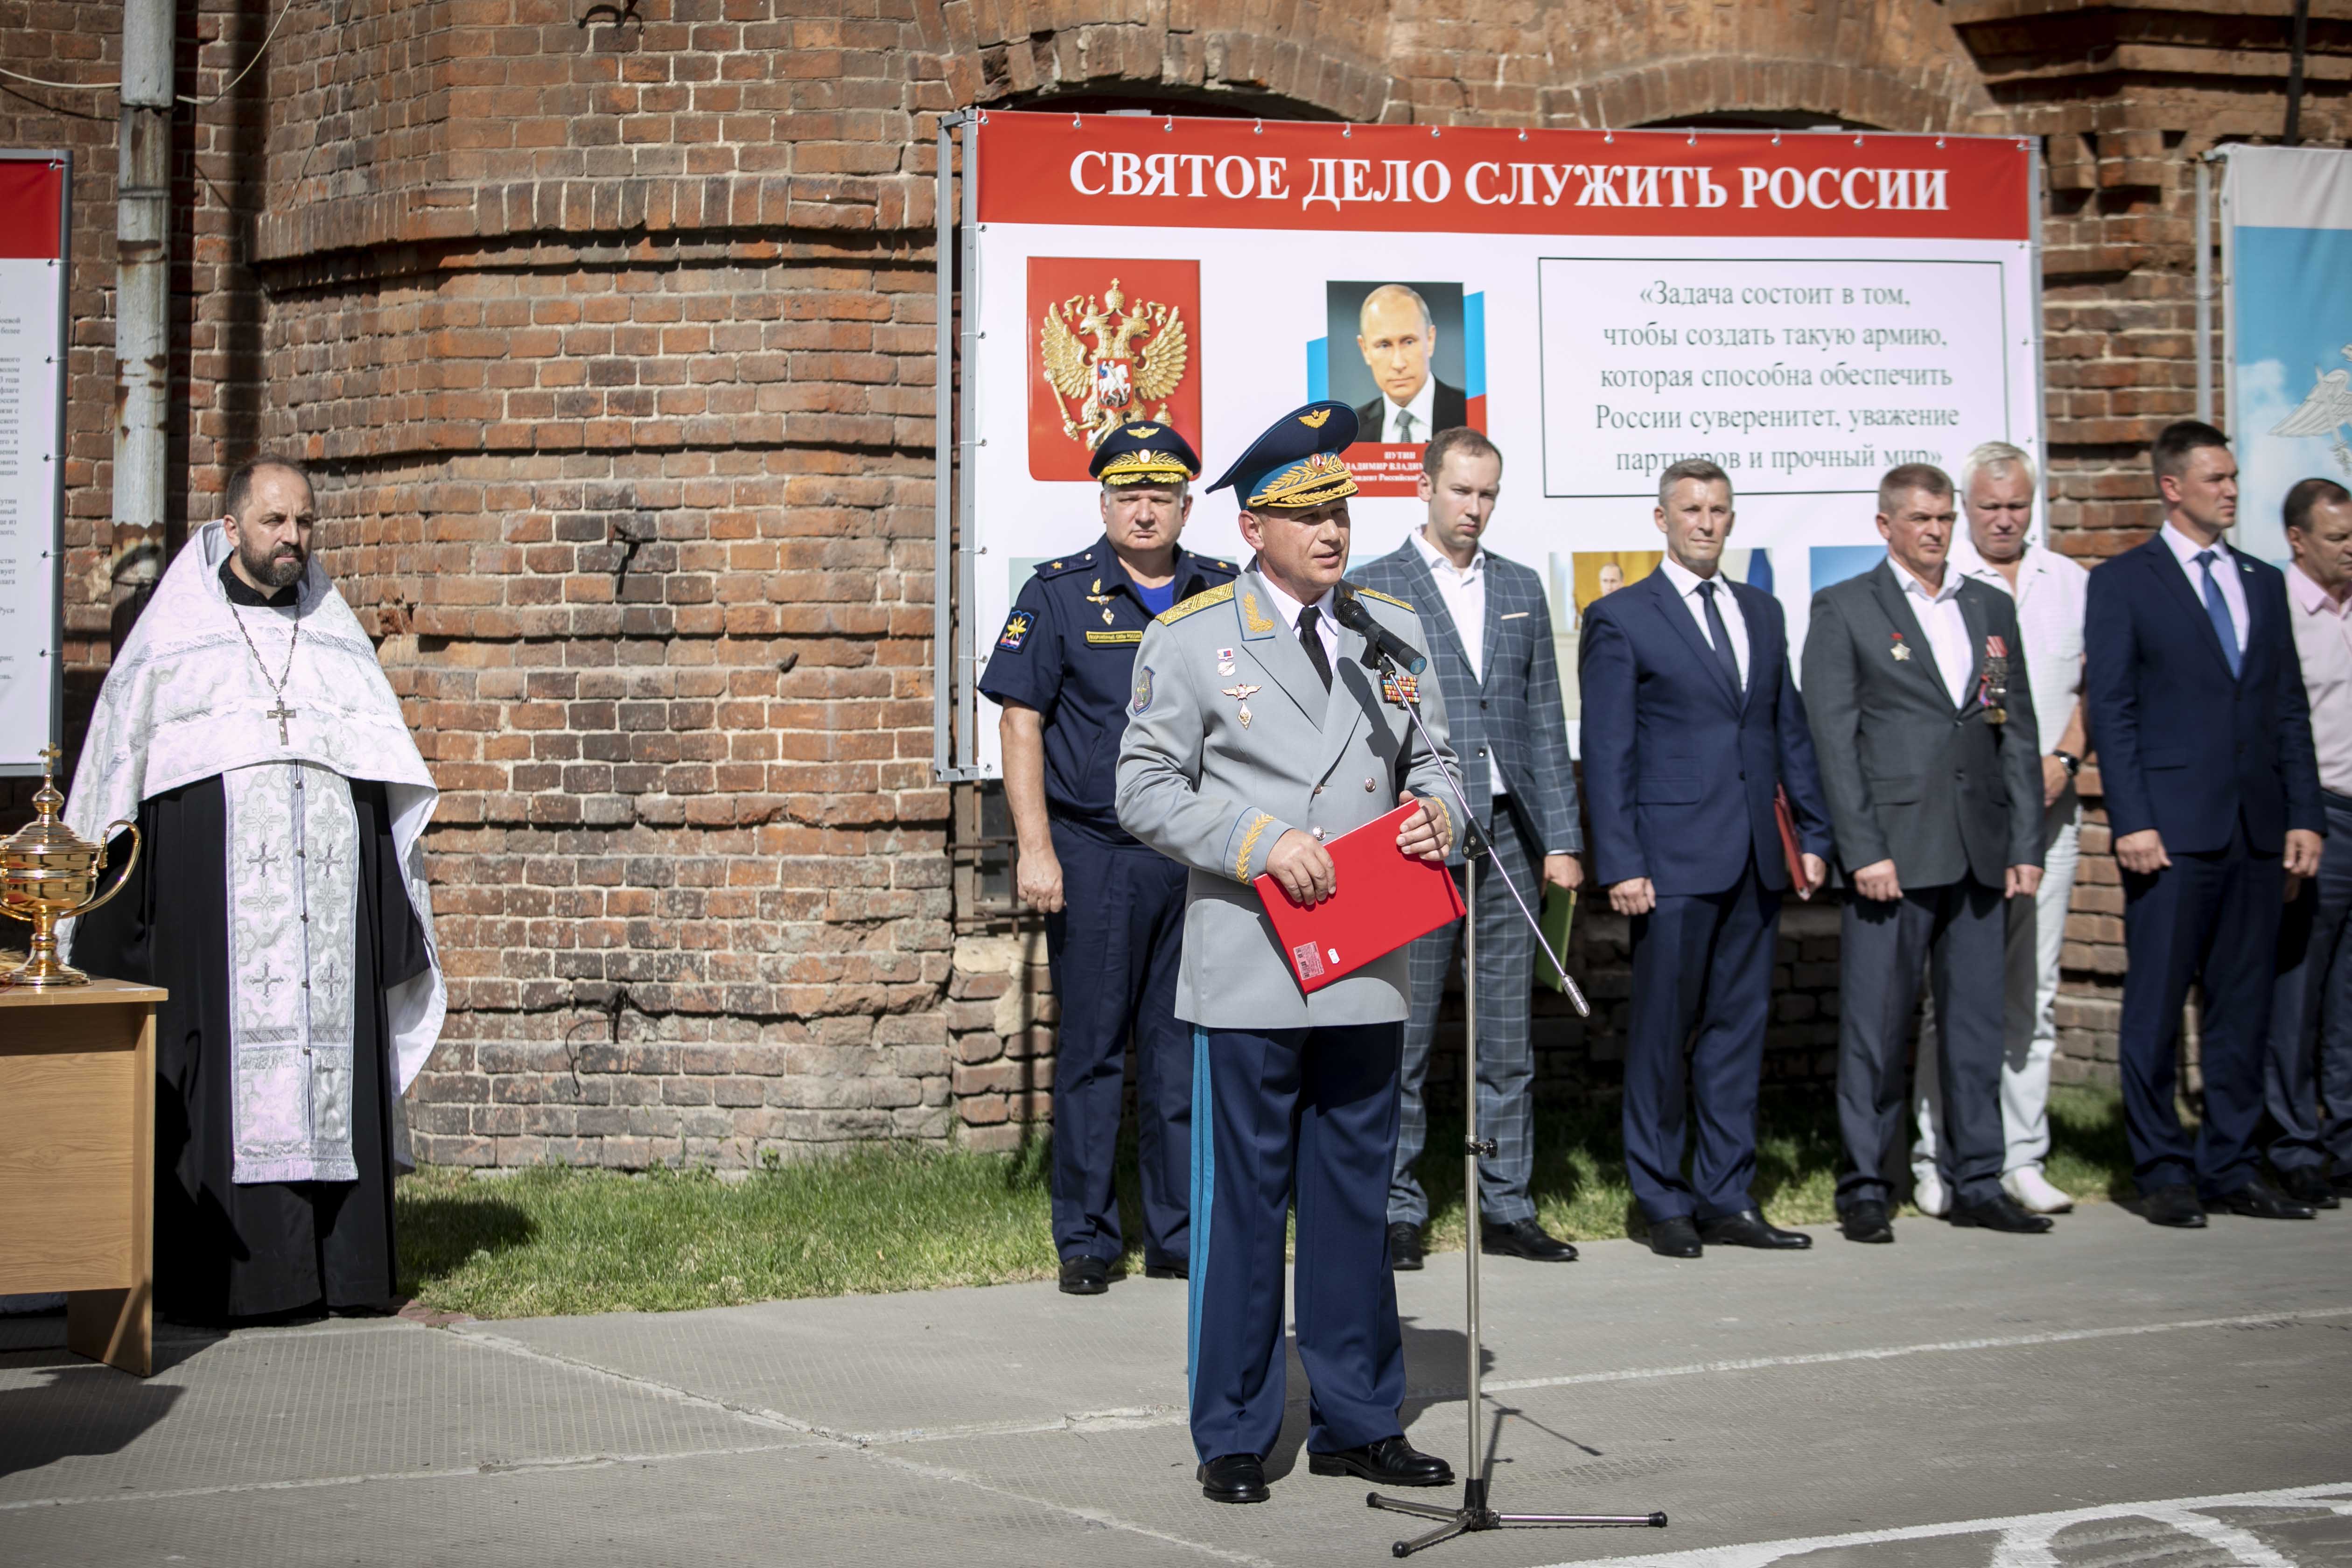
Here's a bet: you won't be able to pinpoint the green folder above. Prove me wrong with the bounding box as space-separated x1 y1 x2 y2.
1536 886 1577 993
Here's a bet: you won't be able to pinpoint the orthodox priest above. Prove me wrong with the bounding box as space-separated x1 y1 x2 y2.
62 456 443 1323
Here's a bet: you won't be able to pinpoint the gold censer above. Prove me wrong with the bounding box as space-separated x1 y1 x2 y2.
0 745 140 988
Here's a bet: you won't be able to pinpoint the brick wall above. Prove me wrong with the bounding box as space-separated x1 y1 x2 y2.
2 0 2343 1163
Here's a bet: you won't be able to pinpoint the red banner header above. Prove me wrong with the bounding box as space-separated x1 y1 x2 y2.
973 112 2031 243
0 159 65 260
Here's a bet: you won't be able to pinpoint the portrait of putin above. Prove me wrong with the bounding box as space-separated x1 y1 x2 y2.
1353 283 1469 444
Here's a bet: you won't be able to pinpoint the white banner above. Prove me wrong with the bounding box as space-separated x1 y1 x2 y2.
954 116 2042 771
2222 145 2352 568
0 152 68 773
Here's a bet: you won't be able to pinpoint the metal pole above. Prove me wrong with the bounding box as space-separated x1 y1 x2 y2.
933 114 959 779
2195 157 2214 427
1460 853 1486 1513
112 0 173 642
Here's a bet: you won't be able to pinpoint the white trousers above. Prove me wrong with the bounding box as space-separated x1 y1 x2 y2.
1914 804 2081 1180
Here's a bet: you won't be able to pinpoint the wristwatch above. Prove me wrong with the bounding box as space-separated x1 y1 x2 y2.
2054 750 2082 777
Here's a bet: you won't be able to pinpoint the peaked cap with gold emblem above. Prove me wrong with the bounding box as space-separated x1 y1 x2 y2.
1088 420 1201 486
1205 400 1360 511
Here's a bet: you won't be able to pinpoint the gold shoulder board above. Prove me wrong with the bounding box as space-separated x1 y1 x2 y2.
1354 587 1415 613
1157 581 1236 626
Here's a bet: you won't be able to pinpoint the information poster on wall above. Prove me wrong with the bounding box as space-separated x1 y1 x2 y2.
2222 145 2352 568
0 151 68 774
956 113 2039 771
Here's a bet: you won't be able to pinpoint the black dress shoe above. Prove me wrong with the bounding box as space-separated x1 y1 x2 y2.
1645 1216 1702 1258
1144 1259 1190 1280
1388 1222 1425 1272
1481 1218 1578 1261
2212 1177 2317 1220
2274 1167 2341 1210
1839 1200 1894 1244
1308 1435 1455 1488
1058 1256 1110 1295
1949 1191 2055 1234
1199 1453 1268 1505
2140 1183 2207 1228
1697 1208 1813 1249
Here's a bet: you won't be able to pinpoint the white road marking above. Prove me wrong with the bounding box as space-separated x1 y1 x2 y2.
1481 1306 2352 1399
1561 1483 2352 1568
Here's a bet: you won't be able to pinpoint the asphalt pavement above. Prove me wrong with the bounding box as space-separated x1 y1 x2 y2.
3 1198 2348 1568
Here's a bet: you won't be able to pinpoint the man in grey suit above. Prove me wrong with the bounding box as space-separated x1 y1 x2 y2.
1352 428 1583 1268
1802 462 2051 1243
1119 400 1460 1507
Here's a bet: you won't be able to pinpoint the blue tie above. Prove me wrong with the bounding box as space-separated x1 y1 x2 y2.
2194 550 2242 679
1697 580 1744 700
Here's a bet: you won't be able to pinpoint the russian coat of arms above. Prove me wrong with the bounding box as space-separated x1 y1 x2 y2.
1038 277 1190 453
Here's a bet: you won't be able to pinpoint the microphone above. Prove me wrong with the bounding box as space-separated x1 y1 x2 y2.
1334 591 1428 675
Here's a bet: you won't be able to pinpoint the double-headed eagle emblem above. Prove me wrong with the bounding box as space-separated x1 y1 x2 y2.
1040 277 1189 452
2274 344 2352 478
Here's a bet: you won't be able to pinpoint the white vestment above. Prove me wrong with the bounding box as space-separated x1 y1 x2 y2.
62 521 443 1183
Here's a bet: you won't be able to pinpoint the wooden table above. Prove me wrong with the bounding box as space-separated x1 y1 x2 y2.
0 975 161 1375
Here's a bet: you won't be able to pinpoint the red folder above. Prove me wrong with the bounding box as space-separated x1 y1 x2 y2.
1254 802 1469 994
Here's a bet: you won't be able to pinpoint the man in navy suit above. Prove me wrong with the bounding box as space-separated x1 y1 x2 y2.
2086 420 2326 1226
1581 460 1834 1257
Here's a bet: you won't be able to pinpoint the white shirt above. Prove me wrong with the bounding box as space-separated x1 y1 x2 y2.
2159 521 2249 657
1410 529 1488 683
1408 529 1505 799
1950 537 2087 751
2288 563 2352 796
1257 574 1340 671
1893 558 1975 709
1657 554 1750 690
1379 375 1437 444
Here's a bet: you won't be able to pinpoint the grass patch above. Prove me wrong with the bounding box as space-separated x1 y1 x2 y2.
399 1084 2135 1319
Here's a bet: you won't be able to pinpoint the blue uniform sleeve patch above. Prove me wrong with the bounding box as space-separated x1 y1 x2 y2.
1132 665 1154 715
997 610 1034 651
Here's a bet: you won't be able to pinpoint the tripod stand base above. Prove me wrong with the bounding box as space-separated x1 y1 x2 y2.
1367 1484 1665 1559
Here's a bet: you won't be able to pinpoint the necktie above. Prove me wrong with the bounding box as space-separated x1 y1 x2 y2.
1696 580 1743 700
2193 550 2243 679
1298 604 1333 692
1394 410 1415 444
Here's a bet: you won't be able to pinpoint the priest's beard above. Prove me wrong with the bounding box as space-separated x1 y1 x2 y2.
238 534 308 590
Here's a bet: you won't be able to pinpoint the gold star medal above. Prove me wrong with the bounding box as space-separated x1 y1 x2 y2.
1890 632 1912 662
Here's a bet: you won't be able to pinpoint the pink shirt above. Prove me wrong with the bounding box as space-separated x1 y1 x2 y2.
2288 563 2352 796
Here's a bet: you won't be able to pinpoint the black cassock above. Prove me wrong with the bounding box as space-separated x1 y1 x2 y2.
73 575 430 1322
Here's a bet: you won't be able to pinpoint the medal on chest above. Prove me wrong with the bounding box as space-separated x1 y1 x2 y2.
1380 670 1419 706
1890 631 1912 662
1220 682 1260 728
1979 634 2009 724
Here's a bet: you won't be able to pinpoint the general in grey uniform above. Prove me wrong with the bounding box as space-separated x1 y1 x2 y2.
1117 400 1461 1507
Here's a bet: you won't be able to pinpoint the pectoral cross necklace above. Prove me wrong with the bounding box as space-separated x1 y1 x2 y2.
228 588 305 744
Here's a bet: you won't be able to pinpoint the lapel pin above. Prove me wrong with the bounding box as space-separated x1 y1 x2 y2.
1890 631 1912 661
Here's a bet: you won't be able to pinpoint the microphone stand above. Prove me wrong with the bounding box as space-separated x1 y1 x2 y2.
1363 640 1666 1558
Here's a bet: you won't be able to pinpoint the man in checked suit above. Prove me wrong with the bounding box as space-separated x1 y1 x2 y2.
1581 459 1833 1259
1803 462 2051 1243
1352 428 1584 1268
1119 401 1460 1507
2086 420 2325 1227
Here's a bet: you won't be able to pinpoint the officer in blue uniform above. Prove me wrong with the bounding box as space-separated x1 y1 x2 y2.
979 421 1239 1296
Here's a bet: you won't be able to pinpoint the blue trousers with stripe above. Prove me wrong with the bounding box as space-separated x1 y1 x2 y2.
1188 1022 1407 1465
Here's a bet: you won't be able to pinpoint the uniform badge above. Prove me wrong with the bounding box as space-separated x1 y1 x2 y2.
1084 578 1118 626
1890 631 1911 662
1216 647 1235 677
1221 682 1260 728
998 611 1034 651
1241 592 1275 635
1132 665 1155 715
1380 670 1419 706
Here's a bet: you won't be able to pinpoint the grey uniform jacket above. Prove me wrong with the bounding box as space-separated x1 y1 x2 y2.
1116 570 1460 1031
1800 558 2044 891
